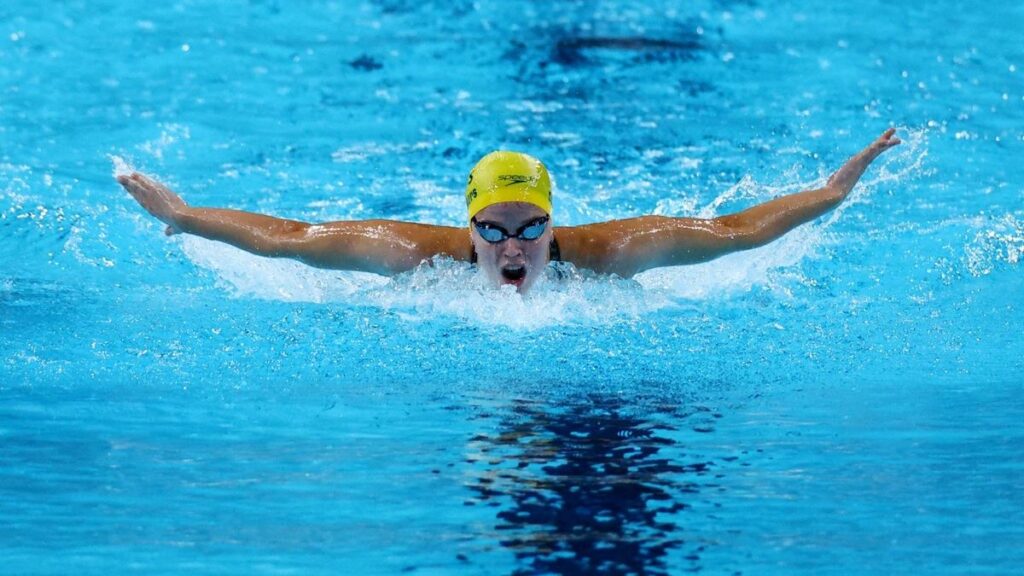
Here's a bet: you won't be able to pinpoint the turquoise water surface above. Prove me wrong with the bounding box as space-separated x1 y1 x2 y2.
2 0 1023 574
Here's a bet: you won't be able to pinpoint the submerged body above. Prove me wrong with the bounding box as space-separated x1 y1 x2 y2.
119 129 901 293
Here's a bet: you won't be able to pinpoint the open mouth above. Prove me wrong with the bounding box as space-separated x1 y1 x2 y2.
501 265 526 282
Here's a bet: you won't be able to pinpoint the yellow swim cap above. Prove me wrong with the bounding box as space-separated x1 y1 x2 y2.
465 151 552 222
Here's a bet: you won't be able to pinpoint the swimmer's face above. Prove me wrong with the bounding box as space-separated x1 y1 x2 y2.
470 202 552 294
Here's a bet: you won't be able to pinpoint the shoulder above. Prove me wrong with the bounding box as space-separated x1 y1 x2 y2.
554 215 729 277
384 221 471 263
308 220 472 272
553 217 653 275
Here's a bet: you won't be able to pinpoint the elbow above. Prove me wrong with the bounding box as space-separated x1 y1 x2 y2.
711 217 767 251
272 224 314 258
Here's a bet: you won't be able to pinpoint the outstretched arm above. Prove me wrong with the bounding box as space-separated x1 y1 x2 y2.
117 173 469 275
559 129 901 277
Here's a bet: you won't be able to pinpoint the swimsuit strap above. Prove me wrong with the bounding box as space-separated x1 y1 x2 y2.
549 236 561 262
469 234 561 264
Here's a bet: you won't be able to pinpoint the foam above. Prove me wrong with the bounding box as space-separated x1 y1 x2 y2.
365 260 670 330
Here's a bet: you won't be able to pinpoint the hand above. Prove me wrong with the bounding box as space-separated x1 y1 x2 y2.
826 128 901 194
117 172 188 235
862 127 902 160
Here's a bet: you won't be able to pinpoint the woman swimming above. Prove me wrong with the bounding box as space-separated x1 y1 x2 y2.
118 129 901 294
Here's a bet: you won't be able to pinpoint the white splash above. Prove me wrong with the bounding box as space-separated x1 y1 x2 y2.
137 124 191 161
179 236 388 302
964 213 1024 276
109 155 135 178
64 225 116 268
364 260 669 330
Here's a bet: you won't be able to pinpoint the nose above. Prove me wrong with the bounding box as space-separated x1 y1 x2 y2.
501 238 525 258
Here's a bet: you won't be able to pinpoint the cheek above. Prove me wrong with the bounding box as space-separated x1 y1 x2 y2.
471 237 493 259
483 245 502 263
475 243 501 271
527 240 550 264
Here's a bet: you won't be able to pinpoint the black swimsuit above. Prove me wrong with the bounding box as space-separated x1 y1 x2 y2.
470 236 561 264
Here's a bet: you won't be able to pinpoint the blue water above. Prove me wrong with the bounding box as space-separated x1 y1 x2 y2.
2 0 1023 574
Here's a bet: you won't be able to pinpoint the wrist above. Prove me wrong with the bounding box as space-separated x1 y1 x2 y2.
170 207 193 231
824 183 850 201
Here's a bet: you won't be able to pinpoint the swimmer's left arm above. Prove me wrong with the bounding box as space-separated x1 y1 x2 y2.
709 129 901 254
563 129 901 276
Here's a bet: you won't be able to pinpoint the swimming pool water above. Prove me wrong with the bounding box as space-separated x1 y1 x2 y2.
2 0 1023 574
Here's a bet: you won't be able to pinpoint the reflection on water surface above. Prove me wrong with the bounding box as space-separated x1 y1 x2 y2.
464 395 731 575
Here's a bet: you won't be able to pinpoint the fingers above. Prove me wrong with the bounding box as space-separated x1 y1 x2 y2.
116 171 187 229
117 173 150 194
117 177 144 200
117 172 186 206
116 172 159 189
870 128 901 154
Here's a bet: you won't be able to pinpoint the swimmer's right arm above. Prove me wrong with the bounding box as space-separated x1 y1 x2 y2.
117 173 470 275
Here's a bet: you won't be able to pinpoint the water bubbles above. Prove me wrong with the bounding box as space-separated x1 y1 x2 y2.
540 132 583 148
109 155 135 178
138 124 191 161
506 101 564 114
964 214 1024 277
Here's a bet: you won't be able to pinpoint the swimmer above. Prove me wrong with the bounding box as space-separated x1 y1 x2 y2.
118 129 901 294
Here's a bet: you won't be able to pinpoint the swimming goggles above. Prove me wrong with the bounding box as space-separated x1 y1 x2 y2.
472 216 549 243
